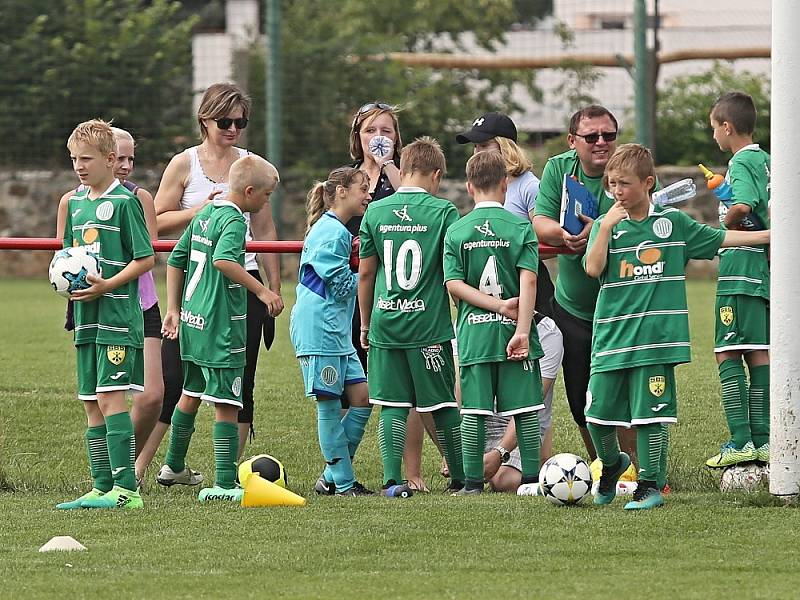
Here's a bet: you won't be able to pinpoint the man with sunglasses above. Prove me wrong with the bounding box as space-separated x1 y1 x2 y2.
532 105 637 465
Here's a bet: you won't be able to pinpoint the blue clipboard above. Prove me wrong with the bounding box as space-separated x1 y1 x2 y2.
560 174 599 235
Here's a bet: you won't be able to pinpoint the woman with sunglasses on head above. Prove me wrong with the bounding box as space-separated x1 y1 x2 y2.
138 83 284 487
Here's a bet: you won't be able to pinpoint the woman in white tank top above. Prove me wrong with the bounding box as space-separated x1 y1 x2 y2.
138 83 283 483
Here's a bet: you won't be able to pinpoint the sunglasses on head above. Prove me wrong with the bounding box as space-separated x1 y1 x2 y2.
214 117 249 130
573 131 617 144
352 102 393 127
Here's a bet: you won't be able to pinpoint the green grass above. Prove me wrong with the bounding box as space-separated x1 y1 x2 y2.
1 278 799 599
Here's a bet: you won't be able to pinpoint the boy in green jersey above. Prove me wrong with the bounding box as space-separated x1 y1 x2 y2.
57 120 155 510
705 92 772 469
160 155 279 502
584 144 769 510
444 150 545 496
359 136 465 495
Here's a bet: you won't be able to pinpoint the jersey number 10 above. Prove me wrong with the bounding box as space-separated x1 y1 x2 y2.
383 240 422 291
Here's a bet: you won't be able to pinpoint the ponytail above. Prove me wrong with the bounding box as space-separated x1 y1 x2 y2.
305 182 328 234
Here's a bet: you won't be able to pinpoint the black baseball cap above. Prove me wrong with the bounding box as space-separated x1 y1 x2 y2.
456 112 517 144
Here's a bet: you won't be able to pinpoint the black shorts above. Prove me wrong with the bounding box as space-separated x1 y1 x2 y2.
143 303 162 339
550 297 592 428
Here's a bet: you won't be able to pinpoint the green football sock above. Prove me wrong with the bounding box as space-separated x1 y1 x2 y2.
378 407 408 486
657 424 669 489
719 359 752 448
433 406 464 483
105 411 137 491
85 424 113 493
165 406 197 473
515 411 541 481
637 423 663 481
587 422 620 467
748 364 770 447
460 414 486 485
213 421 239 489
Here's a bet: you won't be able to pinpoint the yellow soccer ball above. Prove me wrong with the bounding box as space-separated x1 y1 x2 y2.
238 454 287 488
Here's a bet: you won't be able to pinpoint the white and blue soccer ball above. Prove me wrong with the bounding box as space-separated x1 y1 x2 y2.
48 247 101 298
539 453 593 505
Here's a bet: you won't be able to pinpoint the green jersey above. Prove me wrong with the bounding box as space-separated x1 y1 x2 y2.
587 205 725 373
534 150 616 321
63 180 153 348
167 200 247 368
443 202 543 366
717 144 770 299
359 187 458 348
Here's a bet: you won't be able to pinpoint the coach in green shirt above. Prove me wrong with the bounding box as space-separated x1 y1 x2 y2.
532 105 635 461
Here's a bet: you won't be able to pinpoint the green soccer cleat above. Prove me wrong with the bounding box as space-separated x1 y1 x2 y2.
593 452 631 506
624 482 664 510
198 486 244 503
755 442 770 464
56 488 107 510
81 486 143 509
706 441 757 468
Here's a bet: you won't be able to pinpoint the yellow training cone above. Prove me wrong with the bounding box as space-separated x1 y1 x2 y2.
241 474 306 507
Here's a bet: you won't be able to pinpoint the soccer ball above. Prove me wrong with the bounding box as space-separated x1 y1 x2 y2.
539 453 593 505
238 454 287 488
719 463 769 492
48 247 100 298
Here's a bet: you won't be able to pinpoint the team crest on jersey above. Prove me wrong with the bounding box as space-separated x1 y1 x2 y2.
107 346 126 365
648 376 666 397
652 217 672 239
393 205 412 222
320 366 339 386
421 345 445 372
719 306 734 326
474 220 495 237
232 376 242 397
96 201 115 221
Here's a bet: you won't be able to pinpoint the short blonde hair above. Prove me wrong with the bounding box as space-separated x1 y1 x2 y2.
349 103 403 162
466 150 506 192
228 154 279 196
67 119 116 157
495 136 533 177
400 136 446 176
111 127 135 146
197 83 251 141
603 143 656 192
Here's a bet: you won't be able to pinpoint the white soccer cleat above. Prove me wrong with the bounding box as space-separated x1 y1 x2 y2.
516 482 542 496
156 464 204 487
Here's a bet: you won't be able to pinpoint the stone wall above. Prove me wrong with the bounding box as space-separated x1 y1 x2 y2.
0 165 725 279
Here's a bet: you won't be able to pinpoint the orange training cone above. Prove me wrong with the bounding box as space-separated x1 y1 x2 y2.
241 474 307 507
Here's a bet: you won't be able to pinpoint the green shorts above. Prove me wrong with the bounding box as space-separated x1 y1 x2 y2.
714 295 769 353
460 359 544 416
76 344 143 401
182 360 244 408
298 353 366 399
586 364 677 427
367 343 457 412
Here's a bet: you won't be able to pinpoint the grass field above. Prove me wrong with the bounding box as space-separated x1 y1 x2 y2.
1 277 799 599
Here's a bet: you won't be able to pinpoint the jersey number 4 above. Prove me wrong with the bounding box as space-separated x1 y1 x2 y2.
383 240 422 291
479 255 503 298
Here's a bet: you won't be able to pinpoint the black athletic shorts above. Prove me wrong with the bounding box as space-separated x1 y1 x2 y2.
550 296 592 428
143 303 162 339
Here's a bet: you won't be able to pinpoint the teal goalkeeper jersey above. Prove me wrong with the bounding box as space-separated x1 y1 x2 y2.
167 200 247 369
63 179 153 348
717 144 770 300
443 202 543 367
359 187 458 348
586 205 725 373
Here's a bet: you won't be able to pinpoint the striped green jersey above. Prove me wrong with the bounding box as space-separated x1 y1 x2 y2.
359 188 458 348
717 144 770 299
443 203 543 366
63 180 153 347
167 200 247 368
587 205 725 373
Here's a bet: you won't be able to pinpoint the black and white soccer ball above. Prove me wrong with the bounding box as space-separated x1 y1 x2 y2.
539 453 593 505
720 463 768 492
48 247 101 298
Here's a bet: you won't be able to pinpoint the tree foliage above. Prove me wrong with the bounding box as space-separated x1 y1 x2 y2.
656 62 770 166
0 0 197 166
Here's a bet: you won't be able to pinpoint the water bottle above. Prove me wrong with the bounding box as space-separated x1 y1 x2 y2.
698 163 764 231
384 484 413 498
651 178 696 206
